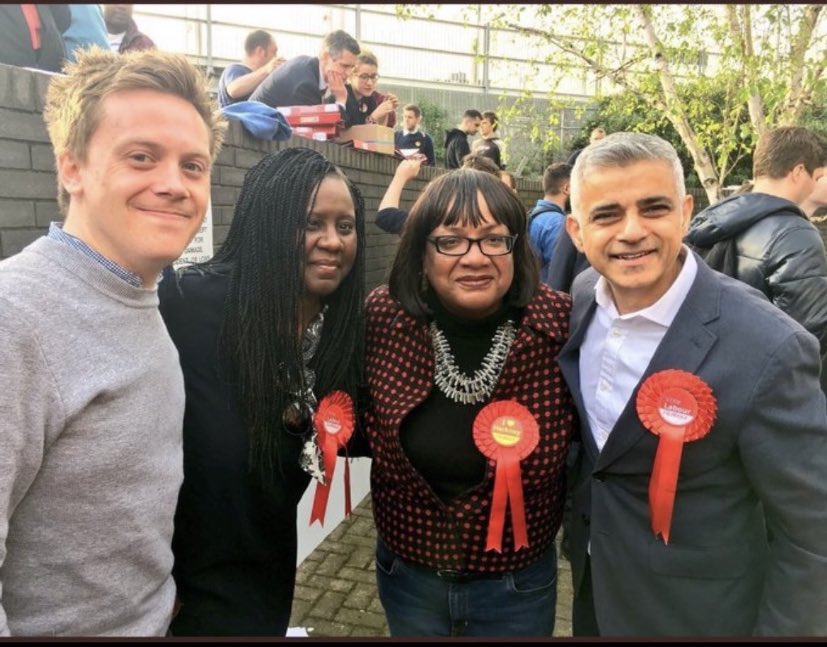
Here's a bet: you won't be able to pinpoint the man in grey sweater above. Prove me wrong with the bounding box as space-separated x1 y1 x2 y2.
0 48 225 636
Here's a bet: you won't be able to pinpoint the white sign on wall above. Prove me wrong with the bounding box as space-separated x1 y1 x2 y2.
174 201 214 268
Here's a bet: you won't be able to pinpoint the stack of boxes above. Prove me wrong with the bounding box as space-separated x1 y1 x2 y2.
277 106 398 157
279 104 344 141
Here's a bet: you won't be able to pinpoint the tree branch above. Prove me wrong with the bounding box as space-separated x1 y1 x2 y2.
727 5 768 135
633 5 720 199
501 20 663 110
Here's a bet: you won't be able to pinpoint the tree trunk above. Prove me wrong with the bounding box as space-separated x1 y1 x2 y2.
727 5 768 137
777 4 824 126
635 5 721 203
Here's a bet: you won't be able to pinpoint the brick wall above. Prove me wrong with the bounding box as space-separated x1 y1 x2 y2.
0 63 543 292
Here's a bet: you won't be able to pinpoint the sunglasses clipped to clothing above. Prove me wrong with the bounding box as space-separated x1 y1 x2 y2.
427 234 518 257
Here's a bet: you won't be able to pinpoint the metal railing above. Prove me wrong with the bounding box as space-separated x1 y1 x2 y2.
133 3 601 100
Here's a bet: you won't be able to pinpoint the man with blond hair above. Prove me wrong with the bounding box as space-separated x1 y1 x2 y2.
0 47 225 636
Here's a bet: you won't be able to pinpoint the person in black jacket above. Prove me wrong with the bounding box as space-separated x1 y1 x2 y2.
158 148 366 636
0 4 70 73
685 126 827 392
444 109 482 169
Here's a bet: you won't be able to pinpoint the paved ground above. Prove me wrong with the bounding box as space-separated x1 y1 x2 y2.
289 496 573 638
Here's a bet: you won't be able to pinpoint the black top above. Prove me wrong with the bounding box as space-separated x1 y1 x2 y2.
474 137 504 169
444 128 470 169
400 297 518 502
343 86 397 129
158 266 312 636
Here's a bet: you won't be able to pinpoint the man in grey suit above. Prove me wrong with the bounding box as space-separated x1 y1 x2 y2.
559 132 827 637
249 29 359 109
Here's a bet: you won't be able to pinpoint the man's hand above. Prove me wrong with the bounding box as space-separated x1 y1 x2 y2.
326 69 348 104
379 157 424 212
372 96 398 122
267 56 287 73
394 157 423 182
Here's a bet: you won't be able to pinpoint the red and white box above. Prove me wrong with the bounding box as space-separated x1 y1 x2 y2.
350 139 395 155
292 125 339 141
277 104 343 126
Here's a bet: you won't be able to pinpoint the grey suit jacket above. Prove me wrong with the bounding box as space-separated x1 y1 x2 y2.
559 255 827 636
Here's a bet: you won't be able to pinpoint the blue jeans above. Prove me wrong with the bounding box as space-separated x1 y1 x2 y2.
375 538 557 637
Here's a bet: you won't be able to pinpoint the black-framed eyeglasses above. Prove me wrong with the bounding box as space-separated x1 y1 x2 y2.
356 73 379 82
427 234 518 257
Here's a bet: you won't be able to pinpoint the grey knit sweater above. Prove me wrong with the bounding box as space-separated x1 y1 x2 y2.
0 236 184 636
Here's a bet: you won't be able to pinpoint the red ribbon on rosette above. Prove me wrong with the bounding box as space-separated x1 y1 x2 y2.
309 390 355 527
636 369 717 544
473 400 539 553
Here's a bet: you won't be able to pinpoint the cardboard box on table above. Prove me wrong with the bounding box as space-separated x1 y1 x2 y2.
336 124 396 156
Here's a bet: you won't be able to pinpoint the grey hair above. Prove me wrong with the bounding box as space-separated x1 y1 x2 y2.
322 30 360 60
570 132 685 217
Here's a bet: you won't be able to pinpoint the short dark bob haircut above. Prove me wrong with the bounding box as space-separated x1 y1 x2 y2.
389 168 539 319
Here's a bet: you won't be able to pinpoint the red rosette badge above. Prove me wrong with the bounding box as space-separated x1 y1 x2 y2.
636 369 717 544
473 400 539 553
310 390 355 527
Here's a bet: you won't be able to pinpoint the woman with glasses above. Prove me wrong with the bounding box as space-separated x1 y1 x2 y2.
158 147 365 636
364 168 575 637
344 50 398 127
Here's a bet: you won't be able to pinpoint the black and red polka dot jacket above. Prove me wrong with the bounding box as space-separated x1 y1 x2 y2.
364 283 576 574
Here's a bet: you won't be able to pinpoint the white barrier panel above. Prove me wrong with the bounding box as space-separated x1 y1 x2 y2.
295 456 372 565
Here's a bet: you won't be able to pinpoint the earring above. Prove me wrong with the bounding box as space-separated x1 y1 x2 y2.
420 271 429 293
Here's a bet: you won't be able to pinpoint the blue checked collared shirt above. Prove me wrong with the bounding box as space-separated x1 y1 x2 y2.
47 222 153 287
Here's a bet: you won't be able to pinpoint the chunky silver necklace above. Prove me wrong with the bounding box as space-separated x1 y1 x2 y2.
430 319 516 405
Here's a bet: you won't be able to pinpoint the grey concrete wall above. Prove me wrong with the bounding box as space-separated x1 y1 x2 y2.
0 63 544 292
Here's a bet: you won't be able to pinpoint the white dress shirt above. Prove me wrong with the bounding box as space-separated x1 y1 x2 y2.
580 247 698 452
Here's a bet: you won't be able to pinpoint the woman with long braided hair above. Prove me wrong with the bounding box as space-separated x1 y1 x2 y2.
158 146 365 636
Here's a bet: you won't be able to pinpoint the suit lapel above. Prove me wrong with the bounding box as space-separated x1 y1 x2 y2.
595 258 721 470
559 270 601 461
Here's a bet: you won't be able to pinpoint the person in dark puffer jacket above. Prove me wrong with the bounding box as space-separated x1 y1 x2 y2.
685 126 827 393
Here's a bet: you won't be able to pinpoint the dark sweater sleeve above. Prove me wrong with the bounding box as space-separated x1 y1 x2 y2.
423 135 436 166
375 207 408 235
